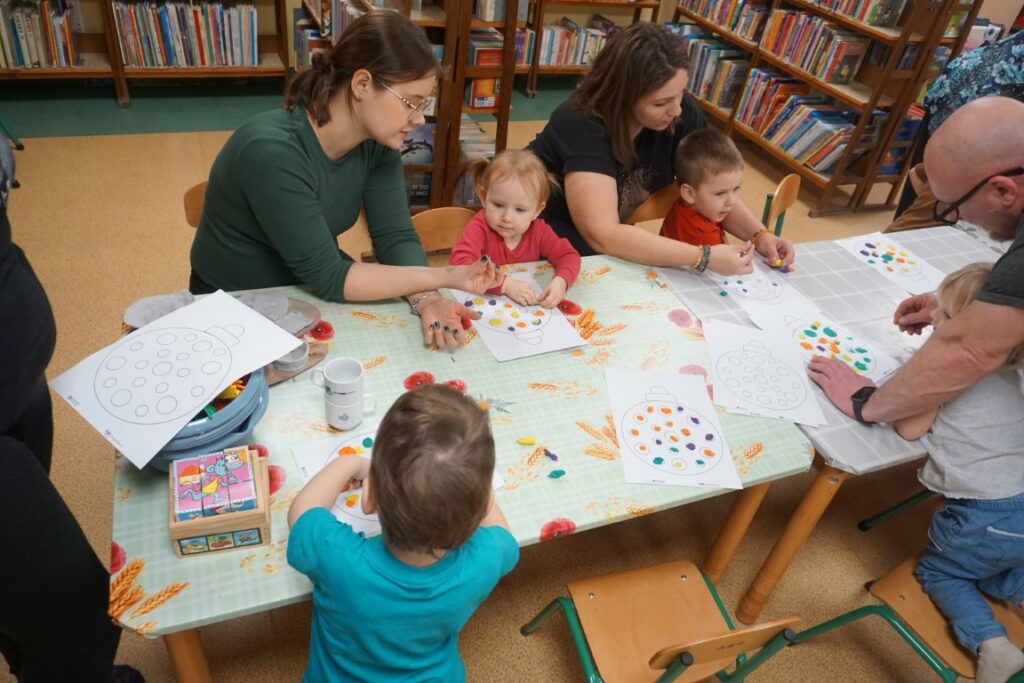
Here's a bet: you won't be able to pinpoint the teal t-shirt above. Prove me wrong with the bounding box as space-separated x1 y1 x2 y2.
190 107 428 301
287 507 519 682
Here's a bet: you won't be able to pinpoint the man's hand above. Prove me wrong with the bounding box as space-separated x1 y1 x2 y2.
807 355 876 419
502 277 538 306
893 292 939 335
418 296 477 350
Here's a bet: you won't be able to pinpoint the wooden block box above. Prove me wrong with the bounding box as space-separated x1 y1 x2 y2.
168 445 271 557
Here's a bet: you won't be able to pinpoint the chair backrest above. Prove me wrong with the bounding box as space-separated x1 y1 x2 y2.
625 182 680 226
648 616 802 671
184 181 208 228
411 206 477 254
870 558 1024 678
762 174 800 236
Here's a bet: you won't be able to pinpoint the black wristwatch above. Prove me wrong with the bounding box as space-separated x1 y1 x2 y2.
851 386 877 425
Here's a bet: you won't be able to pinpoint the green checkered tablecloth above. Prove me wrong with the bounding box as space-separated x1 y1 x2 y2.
110 256 812 637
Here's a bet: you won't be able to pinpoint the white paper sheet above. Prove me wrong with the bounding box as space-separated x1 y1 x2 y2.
604 369 741 489
706 258 817 317
449 274 585 362
835 232 946 295
748 306 902 383
292 429 505 537
50 291 301 469
703 319 826 427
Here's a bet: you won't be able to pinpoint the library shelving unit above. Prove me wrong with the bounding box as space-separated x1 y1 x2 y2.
521 0 659 96
0 0 290 105
673 0 979 216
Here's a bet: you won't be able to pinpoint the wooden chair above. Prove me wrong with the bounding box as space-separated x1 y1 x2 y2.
793 558 1024 682
759 174 800 237
625 182 680 227
521 560 801 682
184 181 207 228
361 206 477 266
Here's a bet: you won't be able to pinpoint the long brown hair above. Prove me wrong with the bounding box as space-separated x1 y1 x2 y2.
370 384 495 554
284 12 442 126
571 22 689 170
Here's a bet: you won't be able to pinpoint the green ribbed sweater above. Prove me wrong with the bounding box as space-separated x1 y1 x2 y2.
190 107 427 302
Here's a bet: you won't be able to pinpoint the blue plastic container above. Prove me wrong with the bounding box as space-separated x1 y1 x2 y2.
148 369 269 472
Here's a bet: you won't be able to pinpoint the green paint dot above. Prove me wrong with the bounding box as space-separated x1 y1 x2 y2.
823 327 838 338
853 347 868 354
854 362 868 371
653 457 664 465
736 279 744 285
719 291 728 297
548 469 566 479
696 459 705 465
803 329 817 337
881 254 894 262
361 437 374 448
670 447 679 453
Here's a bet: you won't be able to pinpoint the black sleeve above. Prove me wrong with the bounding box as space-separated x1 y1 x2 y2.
977 227 1024 309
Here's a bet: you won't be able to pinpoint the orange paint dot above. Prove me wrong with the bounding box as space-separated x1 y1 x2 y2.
653 425 661 432
638 444 648 452
339 446 358 456
660 407 672 414
665 421 674 427
682 428 691 436
516 322 526 328
635 414 646 423
668 434 679 442
801 342 813 350
630 428 639 436
703 449 715 457
645 405 654 413
345 494 360 508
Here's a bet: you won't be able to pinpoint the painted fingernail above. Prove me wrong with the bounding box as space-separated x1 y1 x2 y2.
453 328 460 335
443 325 450 332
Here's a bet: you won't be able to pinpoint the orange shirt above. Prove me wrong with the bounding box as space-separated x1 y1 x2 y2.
659 200 725 246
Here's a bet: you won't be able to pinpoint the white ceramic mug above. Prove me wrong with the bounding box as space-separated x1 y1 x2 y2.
310 357 364 403
325 395 376 431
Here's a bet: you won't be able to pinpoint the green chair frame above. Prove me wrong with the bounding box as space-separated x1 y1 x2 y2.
759 174 800 237
521 570 796 683
857 488 938 531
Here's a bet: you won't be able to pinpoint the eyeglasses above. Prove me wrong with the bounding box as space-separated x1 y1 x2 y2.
933 166 1024 225
374 77 433 120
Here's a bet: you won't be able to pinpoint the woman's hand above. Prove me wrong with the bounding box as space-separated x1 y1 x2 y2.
893 292 939 335
707 242 754 276
418 295 478 350
502 277 538 306
754 232 795 267
444 257 501 294
538 276 568 308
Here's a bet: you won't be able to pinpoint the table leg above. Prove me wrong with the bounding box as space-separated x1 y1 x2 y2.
702 482 771 585
736 462 850 624
163 629 213 683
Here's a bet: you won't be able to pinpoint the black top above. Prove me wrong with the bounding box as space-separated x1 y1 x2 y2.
0 203 56 432
977 212 1024 310
527 93 707 256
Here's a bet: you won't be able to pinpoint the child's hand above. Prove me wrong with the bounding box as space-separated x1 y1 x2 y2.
502 277 538 305
707 243 754 275
538 276 567 308
755 232 795 267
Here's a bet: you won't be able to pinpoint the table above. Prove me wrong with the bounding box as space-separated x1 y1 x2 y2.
109 256 813 681
657 226 1005 623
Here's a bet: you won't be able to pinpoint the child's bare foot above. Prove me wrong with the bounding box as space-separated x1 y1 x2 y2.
977 636 1024 683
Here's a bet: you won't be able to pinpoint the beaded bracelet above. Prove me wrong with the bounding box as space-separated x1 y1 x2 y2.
751 228 772 244
407 291 440 316
690 244 711 274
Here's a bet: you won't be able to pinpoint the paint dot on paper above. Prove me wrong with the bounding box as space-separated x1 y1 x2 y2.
696 459 705 465
653 457 664 465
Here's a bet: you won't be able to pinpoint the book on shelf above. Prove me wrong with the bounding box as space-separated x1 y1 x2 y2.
465 76 500 108
474 0 526 23
1 0 80 68
760 11 870 85
401 122 435 165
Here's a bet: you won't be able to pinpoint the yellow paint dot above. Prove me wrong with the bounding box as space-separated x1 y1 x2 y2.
516 436 536 446
489 318 502 327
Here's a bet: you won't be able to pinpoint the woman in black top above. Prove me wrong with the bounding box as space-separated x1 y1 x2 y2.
528 22 793 274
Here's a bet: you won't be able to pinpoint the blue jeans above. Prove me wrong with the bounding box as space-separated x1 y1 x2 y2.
915 494 1024 653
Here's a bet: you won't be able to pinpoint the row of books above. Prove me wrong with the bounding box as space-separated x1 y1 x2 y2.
111 0 258 68
468 26 532 67
802 0 907 29
453 115 495 205
682 34 751 109
537 14 614 67
1 0 81 68
760 10 870 85
675 0 768 43
863 39 918 70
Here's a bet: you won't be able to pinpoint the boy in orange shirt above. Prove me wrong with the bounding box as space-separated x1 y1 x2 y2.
661 128 793 262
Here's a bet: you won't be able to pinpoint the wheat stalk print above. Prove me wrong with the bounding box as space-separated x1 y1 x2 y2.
109 559 144 602
108 555 191 625
578 413 621 460
109 586 145 620
130 582 189 618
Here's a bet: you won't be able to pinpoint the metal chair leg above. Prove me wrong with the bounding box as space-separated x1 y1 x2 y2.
0 118 24 151
521 597 603 683
858 489 937 531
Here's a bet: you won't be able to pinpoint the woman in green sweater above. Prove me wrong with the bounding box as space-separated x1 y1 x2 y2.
190 12 497 349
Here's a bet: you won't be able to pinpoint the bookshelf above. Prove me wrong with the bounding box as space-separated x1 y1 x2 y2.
0 0 289 105
522 0 659 96
672 0 982 216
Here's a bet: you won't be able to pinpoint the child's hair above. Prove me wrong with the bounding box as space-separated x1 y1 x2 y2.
673 128 744 188
467 149 558 208
937 262 1024 366
369 384 495 554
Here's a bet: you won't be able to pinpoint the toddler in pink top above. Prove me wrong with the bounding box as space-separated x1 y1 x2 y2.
449 149 581 307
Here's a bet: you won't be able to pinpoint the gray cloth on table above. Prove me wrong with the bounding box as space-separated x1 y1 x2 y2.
123 290 195 328
234 292 312 334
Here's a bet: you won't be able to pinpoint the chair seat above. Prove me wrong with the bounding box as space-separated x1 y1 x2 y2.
870 558 1024 678
567 560 730 683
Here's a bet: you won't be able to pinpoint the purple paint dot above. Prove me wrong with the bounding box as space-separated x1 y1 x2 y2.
690 416 700 425
816 345 826 352
507 326 515 332
865 242 876 249
488 299 497 306
655 439 662 445
676 406 684 412
686 443 696 450
464 300 473 307
859 250 869 256
705 433 715 441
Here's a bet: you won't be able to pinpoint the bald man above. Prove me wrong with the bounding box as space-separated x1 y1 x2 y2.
809 95 1024 422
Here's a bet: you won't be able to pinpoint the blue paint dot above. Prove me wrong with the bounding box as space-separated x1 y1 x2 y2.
686 443 696 450
361 437 374 448
488 299 496 305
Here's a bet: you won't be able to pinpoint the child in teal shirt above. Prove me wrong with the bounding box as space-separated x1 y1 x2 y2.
287 384 519 682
